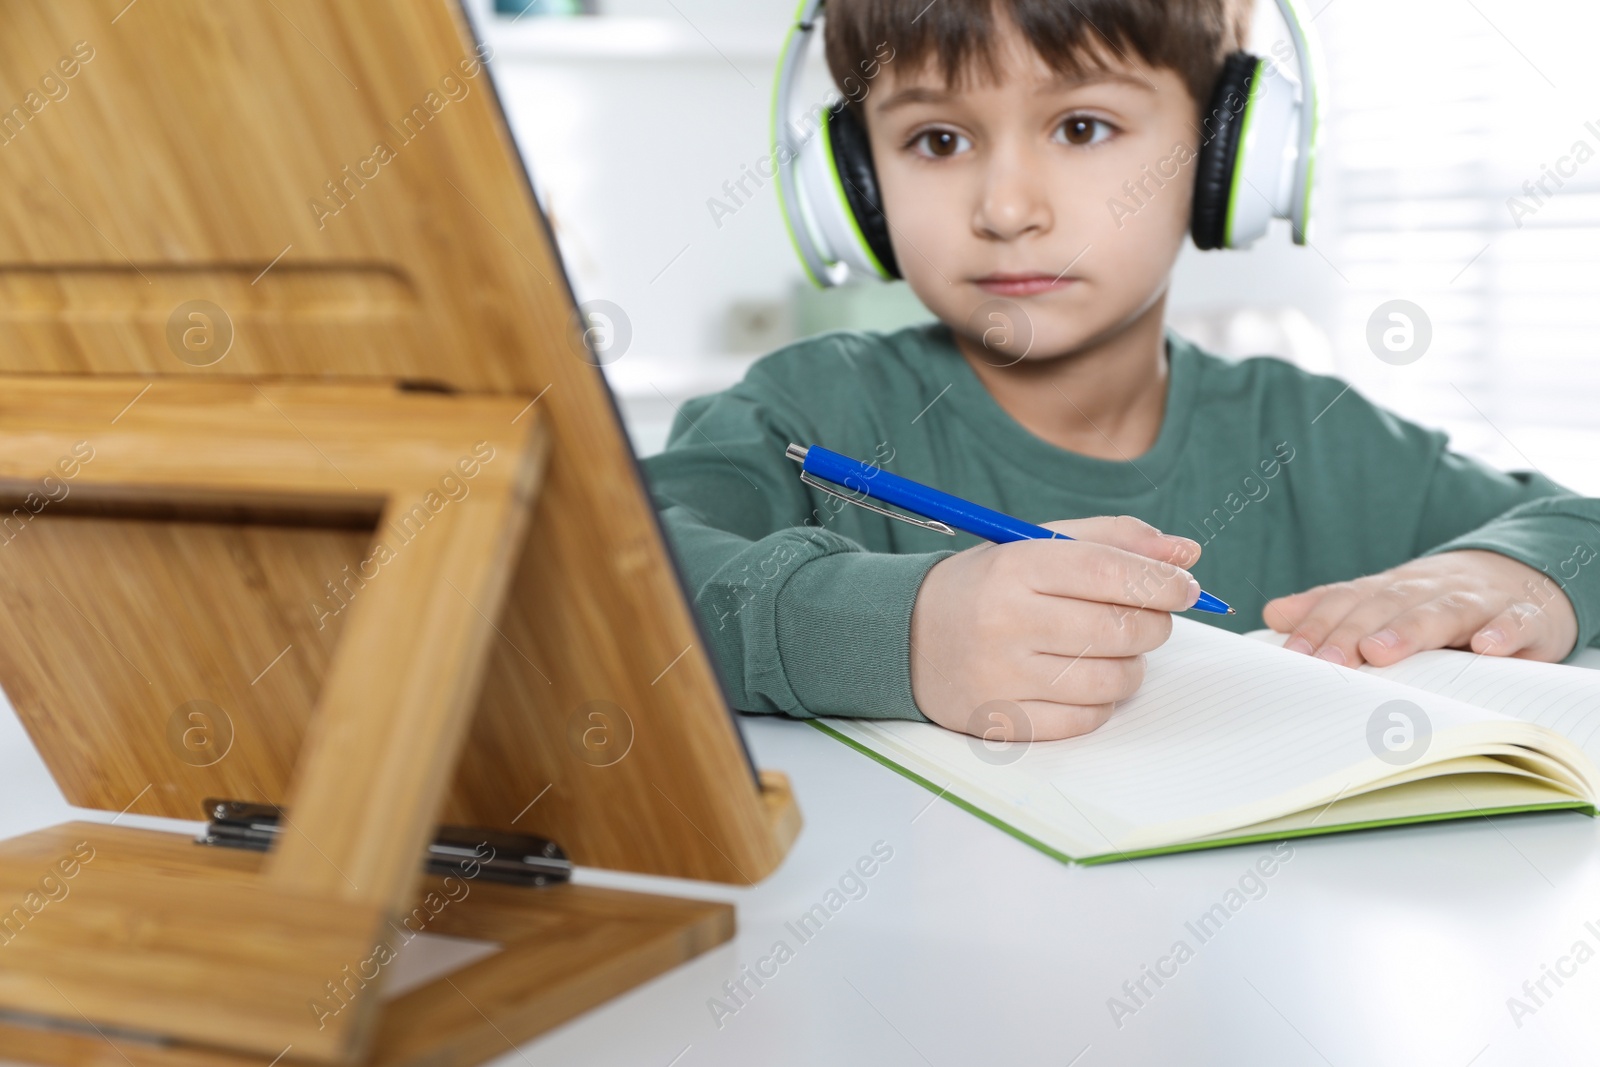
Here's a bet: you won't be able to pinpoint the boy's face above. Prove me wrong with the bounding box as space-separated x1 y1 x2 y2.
862 18 1200 363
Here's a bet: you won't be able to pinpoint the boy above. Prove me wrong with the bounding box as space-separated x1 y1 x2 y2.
640 0 1600 742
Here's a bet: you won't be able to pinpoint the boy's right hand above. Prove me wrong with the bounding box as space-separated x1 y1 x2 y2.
908 515 1202 743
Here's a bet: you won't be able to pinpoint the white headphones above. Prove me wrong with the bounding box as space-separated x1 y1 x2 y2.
771 0 1323 288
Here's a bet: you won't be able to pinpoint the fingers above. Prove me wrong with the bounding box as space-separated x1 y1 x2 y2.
1031 600 1174 659
1268 582 1369 659
1280 582 1491 667
1467 601 1550 659
1011 536 1200 613
948 649 1145 743
1030 650 1146 706
1350 596 1476 665
1278 583 1507 667
1262 586 1330 634
1271 551 1582 669
1039 515 1201 568
1016 699 1117 741
1305 584 1434 667
918 515 1204 746
958 696 1116 743
1340 592 1491 666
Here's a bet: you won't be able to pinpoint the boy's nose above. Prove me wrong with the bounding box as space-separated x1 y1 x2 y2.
973 151 1053 240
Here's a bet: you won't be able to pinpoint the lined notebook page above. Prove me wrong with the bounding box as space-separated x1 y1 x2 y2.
1034 619 1496 833
1247 631 1600 764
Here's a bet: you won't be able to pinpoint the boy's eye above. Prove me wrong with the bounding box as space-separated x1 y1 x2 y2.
1058 116 1113 147
908 129 971 159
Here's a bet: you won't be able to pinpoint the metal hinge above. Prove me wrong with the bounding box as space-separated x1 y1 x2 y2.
196 798 572 887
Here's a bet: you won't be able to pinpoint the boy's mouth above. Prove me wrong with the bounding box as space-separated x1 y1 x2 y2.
972 272 1077 297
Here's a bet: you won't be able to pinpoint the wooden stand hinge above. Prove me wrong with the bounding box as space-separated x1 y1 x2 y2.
198 799 573 887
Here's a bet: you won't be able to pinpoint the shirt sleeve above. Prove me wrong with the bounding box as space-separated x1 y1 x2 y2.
638 379 953 721
1412 441 1600 660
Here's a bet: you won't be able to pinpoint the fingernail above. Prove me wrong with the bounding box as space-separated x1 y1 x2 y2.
1163 534 1201 561
1186 576 1200 606
1285 636 1313 655
1480 627 1506 647
1367 629 1399 650
1314 645 1346 666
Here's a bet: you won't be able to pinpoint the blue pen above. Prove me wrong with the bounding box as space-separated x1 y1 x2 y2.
785 443 1233 615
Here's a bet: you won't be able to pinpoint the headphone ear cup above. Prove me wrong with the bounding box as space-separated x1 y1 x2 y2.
826 103 901 280
1191 52 1260 251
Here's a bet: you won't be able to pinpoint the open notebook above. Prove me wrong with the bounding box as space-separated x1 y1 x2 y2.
813 618 1600 863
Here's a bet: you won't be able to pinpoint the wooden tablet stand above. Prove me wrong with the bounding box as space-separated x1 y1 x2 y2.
0 3 799 1063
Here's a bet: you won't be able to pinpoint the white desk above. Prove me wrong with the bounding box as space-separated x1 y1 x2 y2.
556 715 1600 1067
3 708 1599 1066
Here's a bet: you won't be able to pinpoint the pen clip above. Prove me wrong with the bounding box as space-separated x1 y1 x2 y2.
797 469 956 536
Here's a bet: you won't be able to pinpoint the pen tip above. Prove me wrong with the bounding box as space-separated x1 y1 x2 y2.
1226 607 1236 615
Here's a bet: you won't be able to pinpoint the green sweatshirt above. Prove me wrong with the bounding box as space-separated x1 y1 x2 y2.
640 321 1600 723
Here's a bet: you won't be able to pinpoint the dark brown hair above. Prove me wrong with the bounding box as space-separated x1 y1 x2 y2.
824 0 1251 119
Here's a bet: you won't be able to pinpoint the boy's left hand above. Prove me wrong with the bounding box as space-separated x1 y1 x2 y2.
1264 549 1577 668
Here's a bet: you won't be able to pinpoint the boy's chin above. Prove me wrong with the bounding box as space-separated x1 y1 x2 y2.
957 319 1140 368
931 283 1164 363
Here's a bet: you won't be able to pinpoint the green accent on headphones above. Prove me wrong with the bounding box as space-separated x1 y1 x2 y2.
770 0 825 289
1223 59 1266 250
820 107 893 281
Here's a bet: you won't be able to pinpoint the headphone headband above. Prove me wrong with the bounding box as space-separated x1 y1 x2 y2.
771 0 836 288
1274 0 1322 243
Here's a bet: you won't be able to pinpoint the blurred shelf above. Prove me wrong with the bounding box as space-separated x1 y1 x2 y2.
601 350 762 401
475 15 784 62
601 352 765 457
